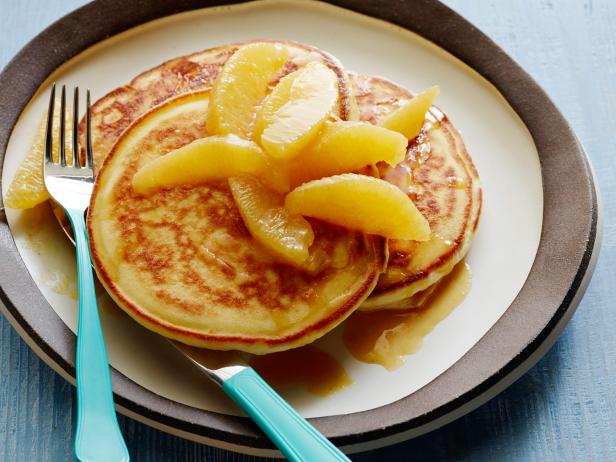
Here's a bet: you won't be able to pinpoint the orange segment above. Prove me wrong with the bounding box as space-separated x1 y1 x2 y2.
260 61 338 159
229 176 314 266
253 68 297 142
207 43 289 138
4 107 73 209
260 158 293 194
379 86 440 139
132 135 266 195
286 121 407 187
285 173 430 240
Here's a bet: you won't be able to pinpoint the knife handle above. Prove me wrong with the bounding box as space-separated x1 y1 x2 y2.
223 368 350 462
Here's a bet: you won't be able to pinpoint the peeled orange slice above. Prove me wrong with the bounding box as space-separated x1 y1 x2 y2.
132 135 266 194
4 108 73 209
286 121 407 187
260 61 338 159
229 176 314 266
285 173 430 241
379 86 440 139
253 68 297 143
207 43 289 138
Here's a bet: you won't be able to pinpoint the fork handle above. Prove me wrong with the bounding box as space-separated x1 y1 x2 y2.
67 209 129 462
223 368 350 462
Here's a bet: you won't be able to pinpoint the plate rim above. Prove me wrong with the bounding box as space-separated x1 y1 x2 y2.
0 0 601 454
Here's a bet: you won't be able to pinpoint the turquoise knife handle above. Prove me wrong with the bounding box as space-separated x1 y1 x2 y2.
223 368 350 462
67 209 129 462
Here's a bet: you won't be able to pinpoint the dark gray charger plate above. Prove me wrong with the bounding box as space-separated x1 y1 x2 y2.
0 0 601 455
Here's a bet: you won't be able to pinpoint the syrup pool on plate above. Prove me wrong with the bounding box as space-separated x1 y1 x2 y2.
249 345 353 396
343 260 471 370
168 343 352 397
17 203 78 299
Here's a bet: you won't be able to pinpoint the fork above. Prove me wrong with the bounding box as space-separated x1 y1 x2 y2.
43 84 130 462
46 85 350 462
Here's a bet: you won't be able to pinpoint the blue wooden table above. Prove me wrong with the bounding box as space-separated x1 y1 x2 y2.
1 1 614 460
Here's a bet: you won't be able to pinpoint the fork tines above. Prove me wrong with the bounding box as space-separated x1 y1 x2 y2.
45 83 94 170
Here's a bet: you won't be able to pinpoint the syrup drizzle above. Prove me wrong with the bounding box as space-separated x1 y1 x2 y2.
343 261 471 370
249 345 353 396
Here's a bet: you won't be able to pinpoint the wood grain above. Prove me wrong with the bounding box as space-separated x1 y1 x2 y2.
1 0 615 460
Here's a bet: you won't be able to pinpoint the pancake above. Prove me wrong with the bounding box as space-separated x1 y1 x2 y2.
86 40 480 352
352 74 482 310
87 44 386 354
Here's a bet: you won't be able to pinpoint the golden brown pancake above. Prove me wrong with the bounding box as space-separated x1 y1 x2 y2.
87 44 385 354
352 74 481 310
85 40 480 353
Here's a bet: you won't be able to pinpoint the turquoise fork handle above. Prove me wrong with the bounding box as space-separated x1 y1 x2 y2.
223 368 350 462
66 209 129 462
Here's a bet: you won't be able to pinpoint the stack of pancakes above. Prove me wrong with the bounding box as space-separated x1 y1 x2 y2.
87 41 481 354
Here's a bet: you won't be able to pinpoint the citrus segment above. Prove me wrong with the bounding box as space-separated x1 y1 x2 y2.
253 69 297 142
132 135 266 194
285 173 430 240
287 121 407 187
379 86 440 139
5 107 73 209
260 62 338 159
229 176 314 266
207 43 289 138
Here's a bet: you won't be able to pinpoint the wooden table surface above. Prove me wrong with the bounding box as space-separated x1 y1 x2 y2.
1 1 614 460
